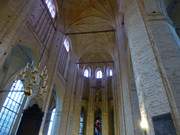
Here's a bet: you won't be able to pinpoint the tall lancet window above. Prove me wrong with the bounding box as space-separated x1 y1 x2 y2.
0 80 25 135
47 108 56 135
96 70 103 79
45 0 56 18
79 108 86 135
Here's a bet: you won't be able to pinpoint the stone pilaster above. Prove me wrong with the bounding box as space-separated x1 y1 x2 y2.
65 72 78 135
69 74 85 135
102 79 109 135
112 50 122 135
57 59 78 135
115 14 135 135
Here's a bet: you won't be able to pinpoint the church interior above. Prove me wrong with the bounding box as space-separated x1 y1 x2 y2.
0 0 180 135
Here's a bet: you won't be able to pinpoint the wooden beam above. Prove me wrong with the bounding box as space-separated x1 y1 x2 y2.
65 29 115 35
76 61 114 64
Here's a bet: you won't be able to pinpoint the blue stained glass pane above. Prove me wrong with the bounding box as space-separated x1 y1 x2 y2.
1 115 5 121
0 80 25 134
3 98 9 107
11 102 18 111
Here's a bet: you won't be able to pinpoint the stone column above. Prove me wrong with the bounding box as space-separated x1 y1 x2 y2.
115 14 135 135
102 78 109 135
124 0 174 134
71 75 85 135
65 71 78 135
143 0 180 131
57 58 78 135
86 87 95 135
39 32 65 135
112 51 122 135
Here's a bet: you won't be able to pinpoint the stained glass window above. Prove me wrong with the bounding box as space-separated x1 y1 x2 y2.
47 108 56 135
0 80 25 135
45 0 56 18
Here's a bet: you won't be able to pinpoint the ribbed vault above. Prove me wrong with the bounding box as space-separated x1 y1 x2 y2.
57 0 119 60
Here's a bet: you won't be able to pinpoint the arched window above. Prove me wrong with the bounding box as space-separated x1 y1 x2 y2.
47 108 56 135
0 80 25 135
64 38 70 52
45 0 56 18
96 70 103 79
83 68 91 78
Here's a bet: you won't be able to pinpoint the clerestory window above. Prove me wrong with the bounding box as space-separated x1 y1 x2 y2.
96 70 103 79
45 0 56 18
109 69 113 76
83 68 91 78
64 38 70 52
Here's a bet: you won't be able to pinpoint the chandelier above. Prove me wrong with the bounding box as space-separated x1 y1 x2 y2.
18 62 48 96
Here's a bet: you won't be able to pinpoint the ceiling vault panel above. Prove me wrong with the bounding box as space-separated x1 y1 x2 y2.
57 0 119 61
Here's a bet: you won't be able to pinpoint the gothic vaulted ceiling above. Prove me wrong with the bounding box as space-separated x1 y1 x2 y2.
57 0 118 62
